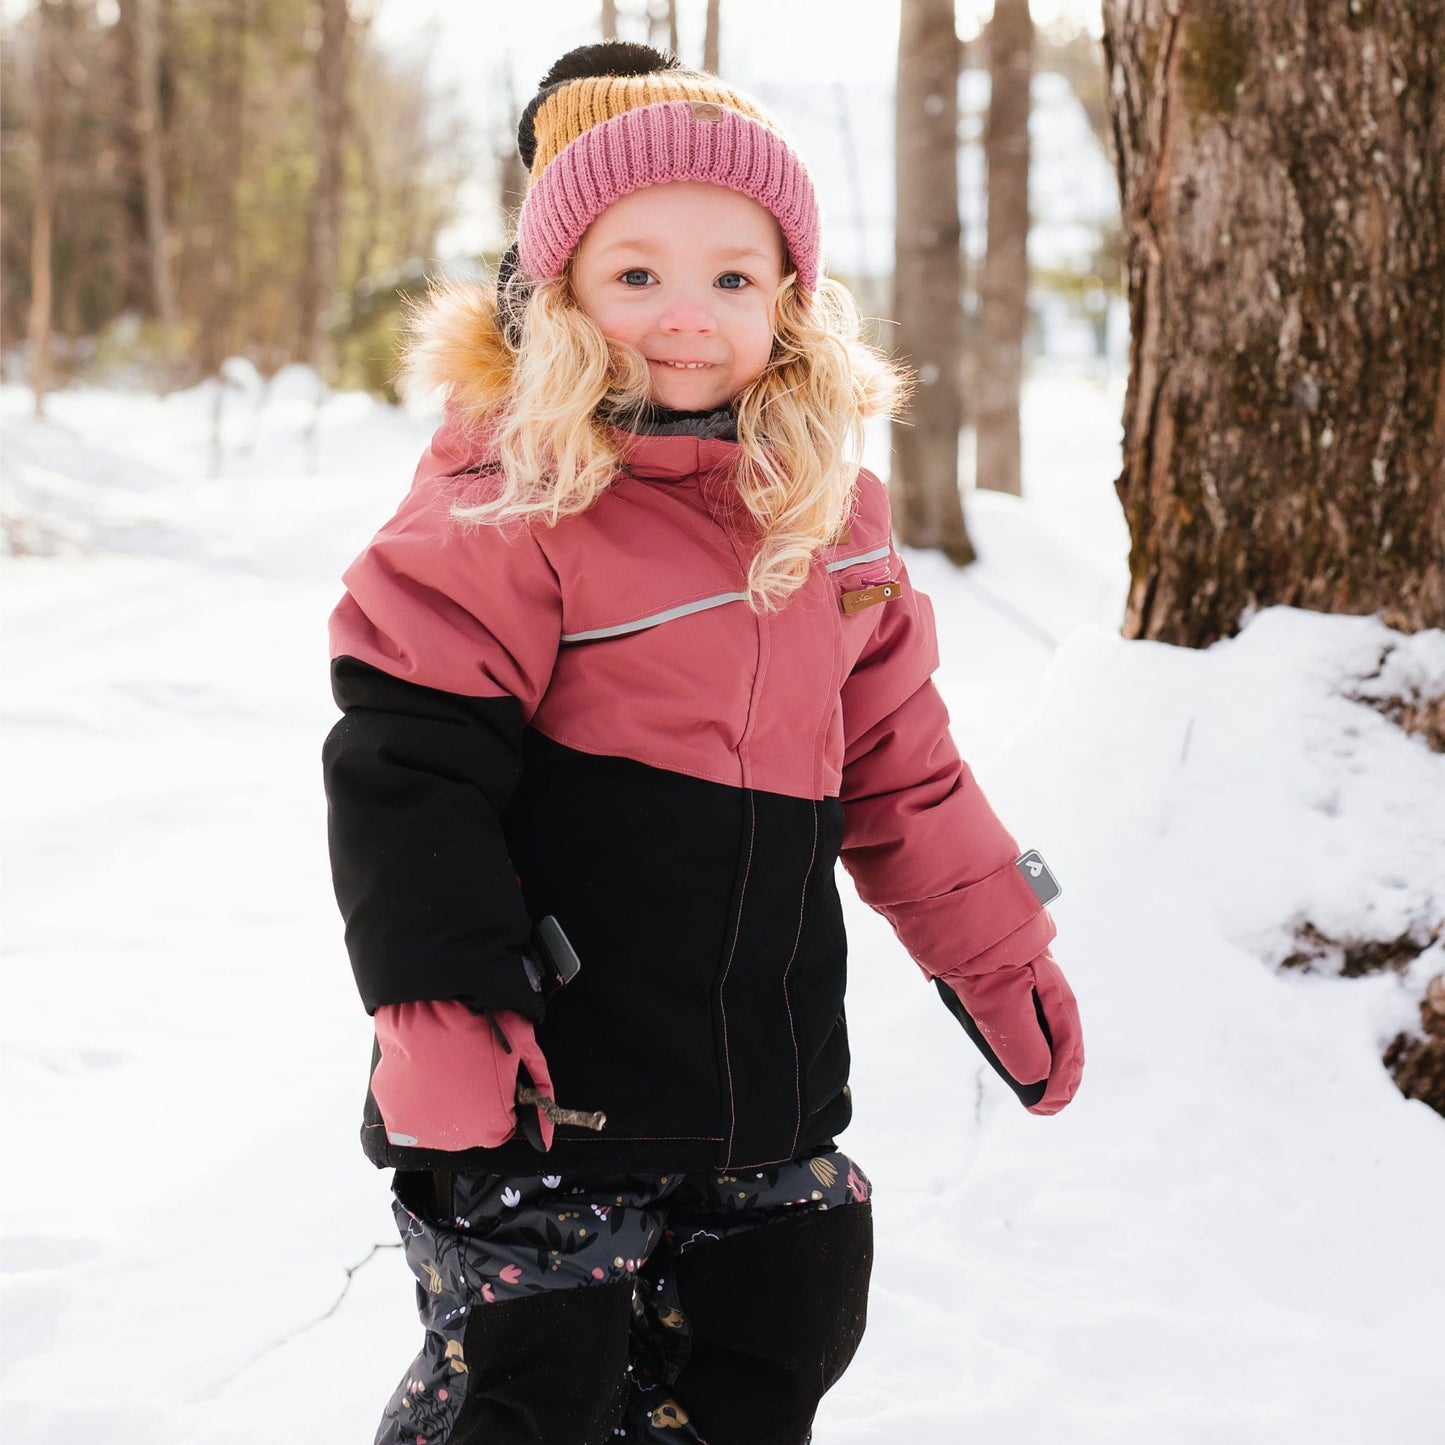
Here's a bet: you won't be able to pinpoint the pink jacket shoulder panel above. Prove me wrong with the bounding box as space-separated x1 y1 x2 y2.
331 425 913 801
329 425 563 716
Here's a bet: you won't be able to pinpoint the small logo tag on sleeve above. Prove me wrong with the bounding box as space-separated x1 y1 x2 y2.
1016 850 1062 906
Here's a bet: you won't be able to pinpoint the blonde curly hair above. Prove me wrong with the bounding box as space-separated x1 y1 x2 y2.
402 265 908 613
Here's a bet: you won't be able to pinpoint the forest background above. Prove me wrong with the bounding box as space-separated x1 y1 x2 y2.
0 0 1118 408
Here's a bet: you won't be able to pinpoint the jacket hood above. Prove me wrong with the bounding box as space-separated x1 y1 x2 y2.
402 278 515 433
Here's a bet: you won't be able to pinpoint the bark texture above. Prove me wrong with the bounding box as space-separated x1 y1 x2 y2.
892 0 972 560
976 0 1034 497
1103 0 1445 645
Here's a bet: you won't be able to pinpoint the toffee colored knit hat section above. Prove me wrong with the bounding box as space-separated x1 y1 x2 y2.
525 70 773 175
513 42 822 293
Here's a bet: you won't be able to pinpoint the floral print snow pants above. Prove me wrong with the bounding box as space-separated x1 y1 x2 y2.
376 1150 873 1445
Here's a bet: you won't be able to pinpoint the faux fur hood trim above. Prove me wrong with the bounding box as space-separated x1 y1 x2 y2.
400 278 515 432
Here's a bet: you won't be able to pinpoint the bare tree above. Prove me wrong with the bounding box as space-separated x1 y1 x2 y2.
704 0 720 73
1103 0 1445 645
892 0 971 560
975 0 1033 497
26 0 61 417
298 0 352 375
193 0 247 384
192 0 248 470
1 0 479 401
647 0 678 55
132 0 181 383
601 0 618 41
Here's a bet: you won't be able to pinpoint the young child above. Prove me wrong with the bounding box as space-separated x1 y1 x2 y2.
324 40 1083 1445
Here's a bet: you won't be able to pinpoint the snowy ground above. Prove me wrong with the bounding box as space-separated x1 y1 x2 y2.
3 366 1443 1443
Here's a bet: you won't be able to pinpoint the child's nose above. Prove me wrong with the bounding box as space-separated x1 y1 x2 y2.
658 292 717 334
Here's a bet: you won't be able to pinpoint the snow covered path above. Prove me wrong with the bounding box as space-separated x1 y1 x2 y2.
3 372 1442 1443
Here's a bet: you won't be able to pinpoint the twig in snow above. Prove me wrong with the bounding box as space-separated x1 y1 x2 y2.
187 1240 401 1403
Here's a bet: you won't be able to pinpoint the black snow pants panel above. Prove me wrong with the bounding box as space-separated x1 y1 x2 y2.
375 1152 874 1445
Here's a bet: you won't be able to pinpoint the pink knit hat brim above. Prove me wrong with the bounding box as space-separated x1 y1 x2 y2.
516 100 821 291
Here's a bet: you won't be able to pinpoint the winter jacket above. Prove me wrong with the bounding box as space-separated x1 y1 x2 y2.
324 402 1056 1179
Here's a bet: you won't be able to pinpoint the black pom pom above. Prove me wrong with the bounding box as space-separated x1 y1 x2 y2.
536 41 681 90
518 42 683 172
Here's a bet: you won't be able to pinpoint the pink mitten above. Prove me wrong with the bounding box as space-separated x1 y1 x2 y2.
935 948 1083 1115
370 1000 555 1151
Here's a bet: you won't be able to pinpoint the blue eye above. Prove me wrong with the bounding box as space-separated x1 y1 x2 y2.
620 269 654 287
716 273 750 291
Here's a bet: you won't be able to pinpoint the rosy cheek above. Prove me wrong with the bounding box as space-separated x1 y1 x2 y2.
590 313 640 346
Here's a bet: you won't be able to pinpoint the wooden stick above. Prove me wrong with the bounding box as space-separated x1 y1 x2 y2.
518 1086 606 1132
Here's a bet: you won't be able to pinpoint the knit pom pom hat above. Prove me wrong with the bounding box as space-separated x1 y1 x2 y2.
507 41 822 296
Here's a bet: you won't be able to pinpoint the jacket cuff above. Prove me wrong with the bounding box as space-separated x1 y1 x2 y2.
934 908 1057 981
890 857 1058 981
362 953 546 1023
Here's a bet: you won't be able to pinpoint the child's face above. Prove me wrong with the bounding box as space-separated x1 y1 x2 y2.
571 181 786 412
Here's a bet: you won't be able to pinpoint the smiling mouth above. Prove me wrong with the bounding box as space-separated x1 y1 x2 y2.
651 360 714 370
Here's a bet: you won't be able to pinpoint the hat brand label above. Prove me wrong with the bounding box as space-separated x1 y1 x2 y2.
690 101 725 122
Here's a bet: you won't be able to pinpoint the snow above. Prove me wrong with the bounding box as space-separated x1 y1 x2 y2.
3 369 1443 1442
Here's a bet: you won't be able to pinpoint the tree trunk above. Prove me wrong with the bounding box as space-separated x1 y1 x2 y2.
1103 0 1445 645
298 0 351 376
601 0 618 42
704 0 720 73
27 0 59 417
648 0 677 56
347 8 378 292
975 0 1033 497
132 0 181 384
195 0 246 382
892 0 971 560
